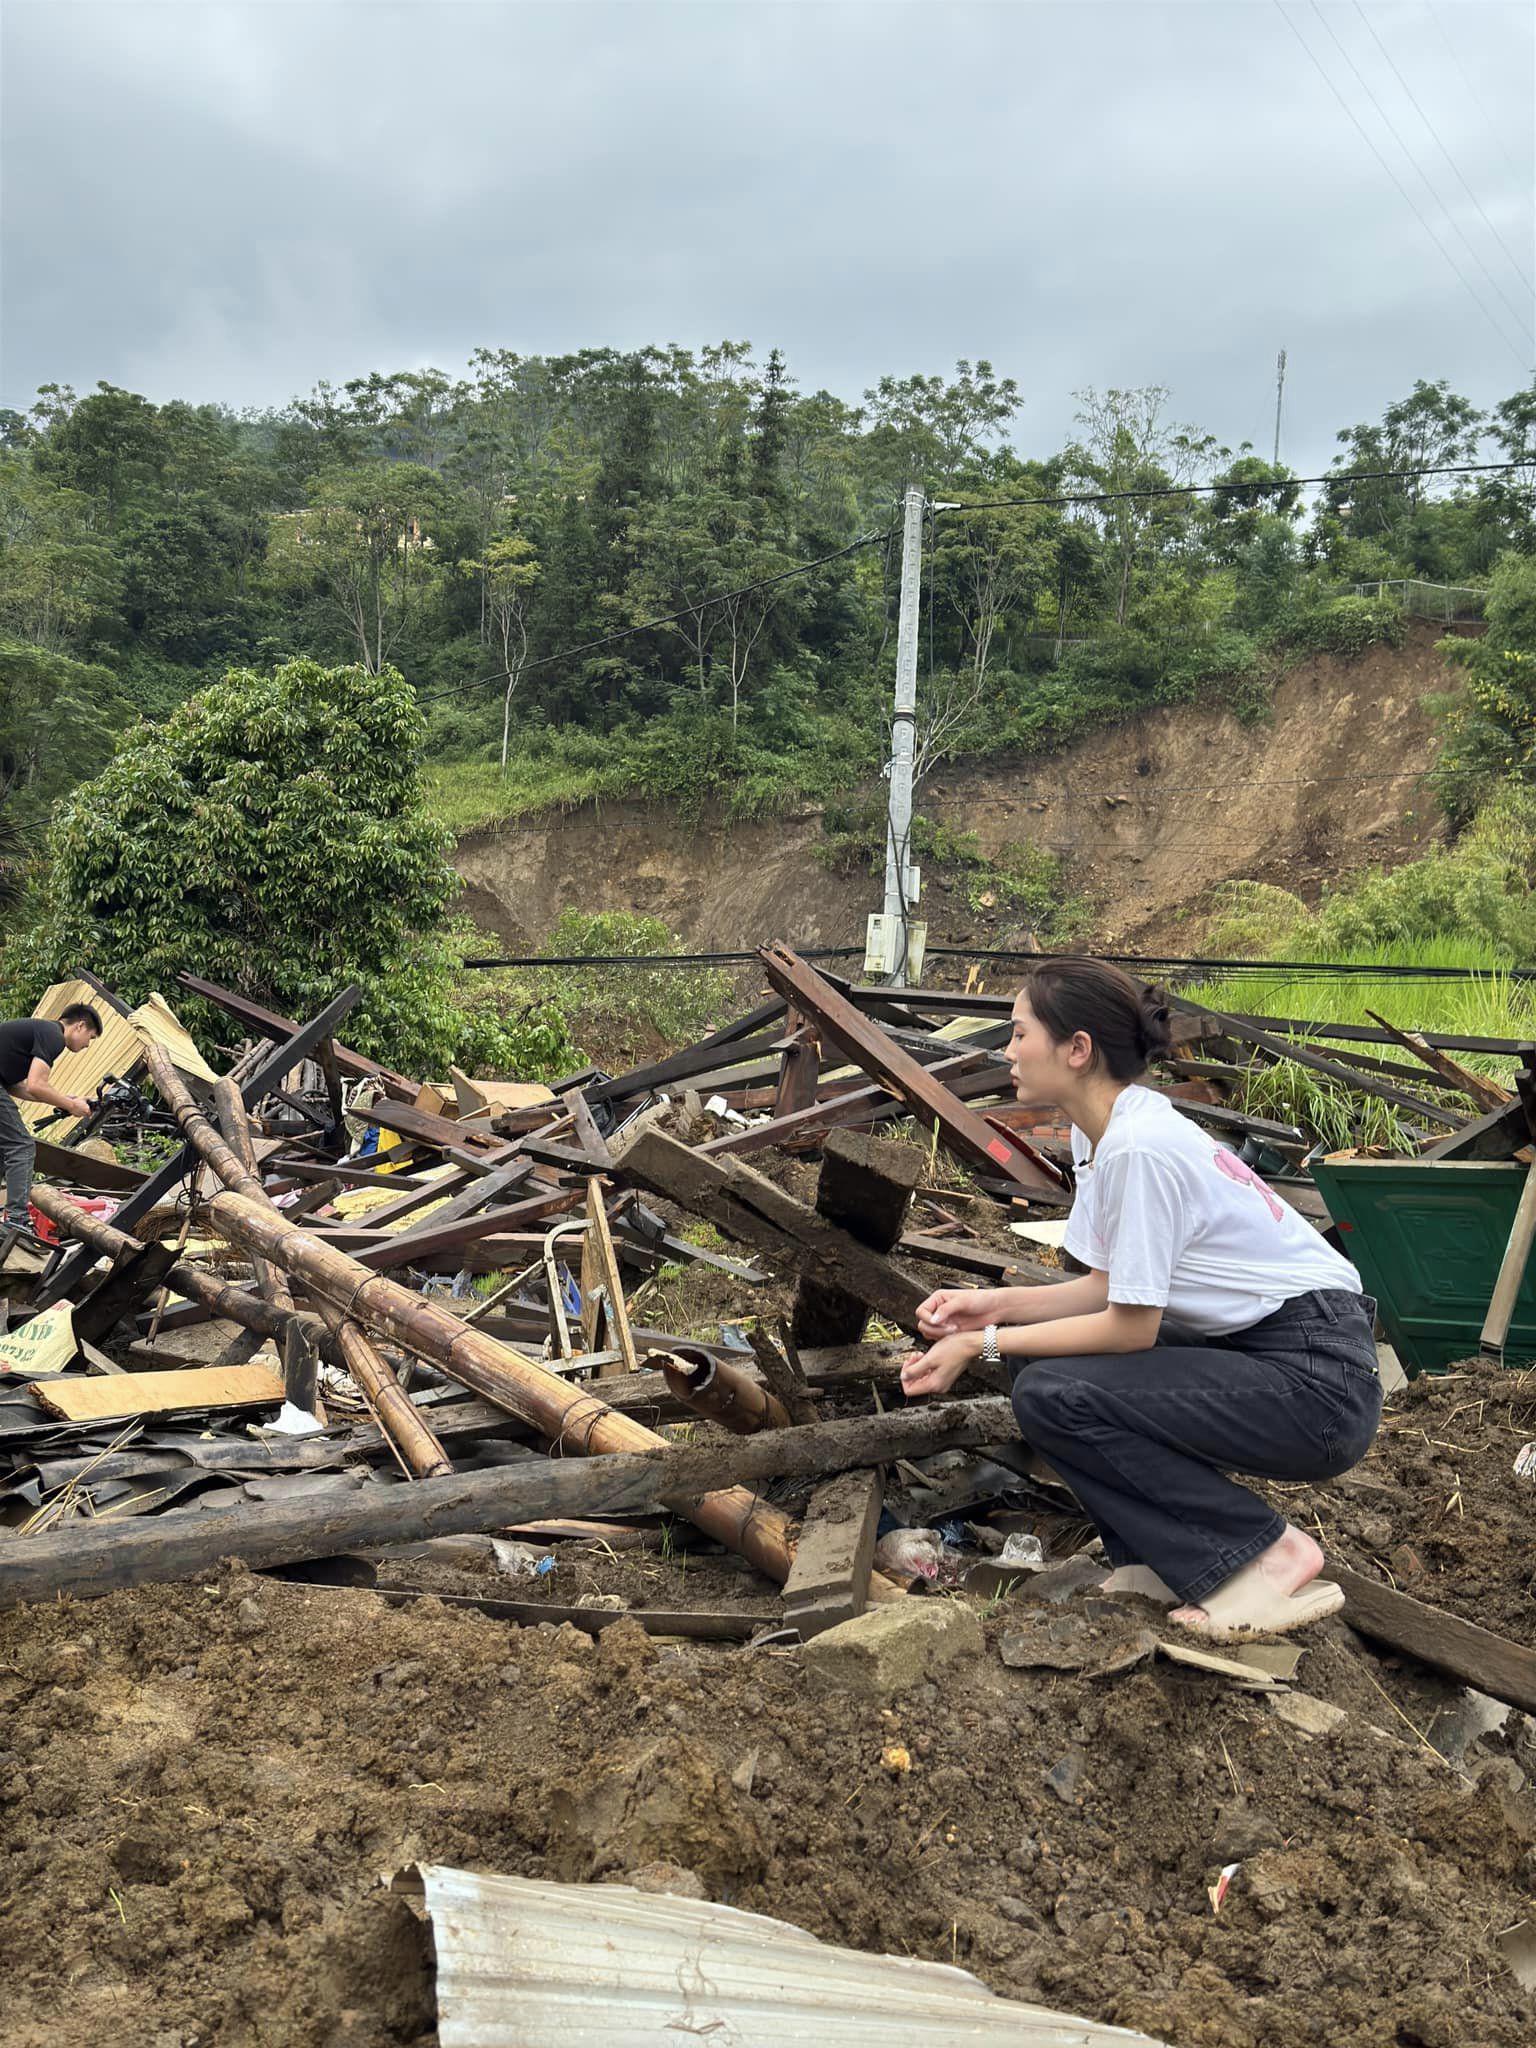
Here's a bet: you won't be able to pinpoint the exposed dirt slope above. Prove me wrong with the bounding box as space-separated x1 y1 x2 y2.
454 621 1458 955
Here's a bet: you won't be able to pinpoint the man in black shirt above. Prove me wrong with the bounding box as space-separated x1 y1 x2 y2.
0 1003 103 1231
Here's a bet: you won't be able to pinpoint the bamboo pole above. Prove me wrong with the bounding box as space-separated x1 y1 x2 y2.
657 1346 794 1435
28 1185 331 1354
140 1047 795 1582
210 1078 452 1481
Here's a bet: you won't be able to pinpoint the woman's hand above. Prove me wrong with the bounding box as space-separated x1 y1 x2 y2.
900 1331 982 1399
915 1286 999 1339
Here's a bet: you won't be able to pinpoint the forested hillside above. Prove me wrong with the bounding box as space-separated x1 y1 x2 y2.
3 351 1533 835
3 348 1535 1075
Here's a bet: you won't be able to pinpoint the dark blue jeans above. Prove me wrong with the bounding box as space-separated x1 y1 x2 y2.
1009 1288 1383 1605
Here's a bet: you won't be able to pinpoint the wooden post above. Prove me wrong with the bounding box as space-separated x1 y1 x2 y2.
579 1178 638 1378
0 1398 1016 1613
792 1128 922 1348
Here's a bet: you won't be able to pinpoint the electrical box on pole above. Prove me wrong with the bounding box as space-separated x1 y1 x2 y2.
869 485 927 988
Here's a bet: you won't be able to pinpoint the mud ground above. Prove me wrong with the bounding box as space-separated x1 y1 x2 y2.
3 1364 1535 2048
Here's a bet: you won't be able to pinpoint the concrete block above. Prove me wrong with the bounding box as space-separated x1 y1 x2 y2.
802 1597 984 1700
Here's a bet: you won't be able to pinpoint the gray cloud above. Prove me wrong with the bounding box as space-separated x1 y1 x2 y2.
2 0 1531 472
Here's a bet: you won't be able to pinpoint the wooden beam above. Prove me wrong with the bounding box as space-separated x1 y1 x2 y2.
1363 1010 1513 1115
0 1396 1017 1611
612 1124 928 1332
1324 1564 1536 1716
1482 1160 1536 1354
757 944 1067 1198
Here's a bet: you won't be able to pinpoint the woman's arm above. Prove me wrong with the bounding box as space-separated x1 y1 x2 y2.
901 1299 1162 1397
915 1271 1109 1338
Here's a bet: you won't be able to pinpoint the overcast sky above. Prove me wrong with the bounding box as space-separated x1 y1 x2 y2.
3 0 1531 473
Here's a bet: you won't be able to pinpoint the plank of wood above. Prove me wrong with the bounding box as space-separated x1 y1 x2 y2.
579 1004 788 1106
34 1136 146 1193
354 1185 583 1270
176 973 409 1086
613 1125 928 1332
1323 1564 1536 1716
783 1467 883 1636
32 1362 285 1423
1482 1159 1536 1353
579 1179 638 1378
698 1048 998 1159
758 944 1066 1197
1362 1010 1513 1113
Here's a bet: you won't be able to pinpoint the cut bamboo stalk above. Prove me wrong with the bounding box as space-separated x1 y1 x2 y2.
656 1346 794 1435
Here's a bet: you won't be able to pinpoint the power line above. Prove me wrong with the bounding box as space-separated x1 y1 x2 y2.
1353 0 1534 298
1429 0 1530 198
419 529 888 707
457 943 1536 983
1316 0 1535 344
1272 0 1531 369
937 459 1520 516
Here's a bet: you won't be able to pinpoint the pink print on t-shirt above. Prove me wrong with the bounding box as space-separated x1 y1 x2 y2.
1212 1147 1286 1222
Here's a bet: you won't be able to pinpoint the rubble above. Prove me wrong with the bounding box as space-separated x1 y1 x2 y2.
1 945 1535 2044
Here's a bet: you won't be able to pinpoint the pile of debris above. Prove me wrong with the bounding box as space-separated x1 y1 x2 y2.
5 946 1536 2044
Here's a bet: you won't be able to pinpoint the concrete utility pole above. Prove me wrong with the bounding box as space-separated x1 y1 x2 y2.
880 485 926 986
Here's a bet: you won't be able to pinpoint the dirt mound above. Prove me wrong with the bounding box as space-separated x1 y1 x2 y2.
455 621 1457 954
4 1365 1536 2048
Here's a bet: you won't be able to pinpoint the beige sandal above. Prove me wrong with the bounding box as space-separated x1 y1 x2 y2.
1176 1561 1345 1642
1102 1564 1179 1605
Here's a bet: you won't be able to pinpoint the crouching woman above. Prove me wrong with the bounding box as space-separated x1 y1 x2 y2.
900 959 1381 1640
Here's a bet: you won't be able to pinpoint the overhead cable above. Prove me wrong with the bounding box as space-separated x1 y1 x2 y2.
1352 0 1534 297
1271 0 1531 368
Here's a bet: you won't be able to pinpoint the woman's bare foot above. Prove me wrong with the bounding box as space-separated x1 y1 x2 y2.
1169 1524 1325 1631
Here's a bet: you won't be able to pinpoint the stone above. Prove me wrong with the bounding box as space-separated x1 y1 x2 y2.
615 1861 708 1900
1210 1800 1283 1861
1268 1691 1347 1737
997 1894 1048 1932
1043 1748 1086 1804
802 1598 984 1701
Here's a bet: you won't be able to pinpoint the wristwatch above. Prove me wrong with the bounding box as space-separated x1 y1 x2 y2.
979 1324 1003 1366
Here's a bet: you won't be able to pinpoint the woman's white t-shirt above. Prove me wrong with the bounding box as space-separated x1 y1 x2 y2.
1063 1085 1361 1336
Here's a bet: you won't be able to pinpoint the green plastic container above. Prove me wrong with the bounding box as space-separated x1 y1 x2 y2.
1311 1153 1536 1376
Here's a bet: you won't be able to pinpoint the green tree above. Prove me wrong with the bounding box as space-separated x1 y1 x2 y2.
1064 387 1217 625
1433 552 1536 822
33 382 164 530
460 531 540 767
1325 378 1485 560
5 658 465 1066
270 462 449 673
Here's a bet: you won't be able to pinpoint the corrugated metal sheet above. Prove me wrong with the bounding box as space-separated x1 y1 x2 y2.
403 1865 1172 2048
18 980 215 1137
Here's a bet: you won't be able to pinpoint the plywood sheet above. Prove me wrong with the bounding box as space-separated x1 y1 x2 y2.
32 1362 285 1423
